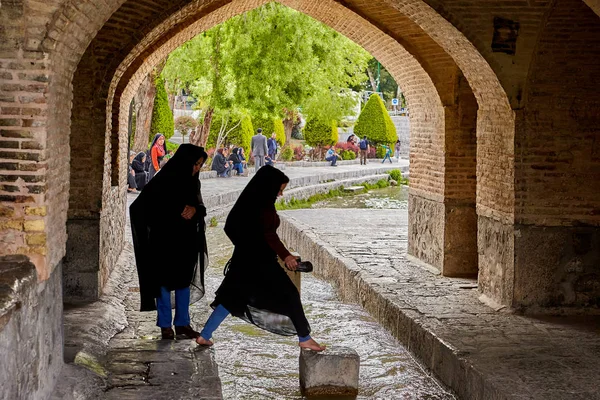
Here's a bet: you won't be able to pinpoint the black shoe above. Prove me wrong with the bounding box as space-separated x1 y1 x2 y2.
161 327 175 340
175 325 201 339
295 261 314 273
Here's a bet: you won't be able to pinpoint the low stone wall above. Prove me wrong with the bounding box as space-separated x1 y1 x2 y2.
283 158 406 167
0 256 64 400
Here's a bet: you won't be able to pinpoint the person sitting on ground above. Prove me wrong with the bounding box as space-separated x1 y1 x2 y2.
195 166 326 352
265 154 275 166
381 144 393 164
130 144 209 340
238 147 247 168
228 147 245 176
212 148 232 177
132 152 148 191
128 151 138 193
325 147 340 167
346 134 356 144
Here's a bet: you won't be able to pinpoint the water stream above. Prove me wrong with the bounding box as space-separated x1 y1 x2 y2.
194 186 454 399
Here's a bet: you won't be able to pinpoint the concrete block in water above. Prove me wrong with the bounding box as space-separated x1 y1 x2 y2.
343 186 365 193
299 346 359 397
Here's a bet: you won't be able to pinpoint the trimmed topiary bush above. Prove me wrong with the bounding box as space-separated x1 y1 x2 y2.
150 76 175 140
304 119 338 148
273 118 286 147
341 150 356 160
354 94 396 147
252 116 275 137
281 147 294 161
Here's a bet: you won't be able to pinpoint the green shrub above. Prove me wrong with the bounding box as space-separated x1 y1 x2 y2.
376 146 387 159
341 150 356 160
388 169 402 182
150 75 175 140
252 116 275 137
209 216 218 227
166 142 179 152
354 94 396 147
304 119 338 148
281 147 294 161
207 114 253 155
273 118 286 147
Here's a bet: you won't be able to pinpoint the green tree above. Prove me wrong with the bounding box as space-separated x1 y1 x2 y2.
273 118 286 147
354 94 397 146
174 115 197 143
162 3 370 146
304 118 338 148
150 76 175 140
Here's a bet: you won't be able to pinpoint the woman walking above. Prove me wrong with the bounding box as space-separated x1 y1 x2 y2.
147 133 167 180
130 144 209 340
196 166 325 351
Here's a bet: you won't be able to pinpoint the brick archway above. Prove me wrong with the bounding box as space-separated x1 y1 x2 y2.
2 0 598 310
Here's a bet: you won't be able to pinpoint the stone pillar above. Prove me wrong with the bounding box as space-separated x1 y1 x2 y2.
408 75 478 277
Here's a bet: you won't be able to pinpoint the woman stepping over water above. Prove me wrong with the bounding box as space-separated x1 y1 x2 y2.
196 166 326 352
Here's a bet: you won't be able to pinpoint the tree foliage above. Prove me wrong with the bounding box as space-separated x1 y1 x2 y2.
354 94 396 146
174 115 197 142
207 112 253 155
304 119 338 148
162 3 371 135
150 76 175 140
273 118 286 147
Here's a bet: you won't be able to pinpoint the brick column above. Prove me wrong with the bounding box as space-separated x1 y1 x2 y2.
408 74 478 277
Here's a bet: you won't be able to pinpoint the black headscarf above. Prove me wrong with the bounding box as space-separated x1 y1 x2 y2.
132 152 146 173
130 143 208 311
225 165 289 244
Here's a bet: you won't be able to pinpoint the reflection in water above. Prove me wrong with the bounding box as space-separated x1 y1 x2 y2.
314 185 408 210
195 220 455 399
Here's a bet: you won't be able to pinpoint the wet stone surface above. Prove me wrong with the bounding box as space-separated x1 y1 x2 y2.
201 225 454 399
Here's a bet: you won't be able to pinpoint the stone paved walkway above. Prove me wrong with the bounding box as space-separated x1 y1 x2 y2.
278 209 600 400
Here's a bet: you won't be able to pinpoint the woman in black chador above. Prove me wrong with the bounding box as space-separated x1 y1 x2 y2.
130 144 208 340
196 165 325 351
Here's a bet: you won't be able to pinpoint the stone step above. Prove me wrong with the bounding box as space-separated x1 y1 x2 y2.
299 346 360 397
343 185 366 192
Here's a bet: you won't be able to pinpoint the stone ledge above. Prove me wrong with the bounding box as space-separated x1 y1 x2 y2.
0 255 36 331
277 211 600 400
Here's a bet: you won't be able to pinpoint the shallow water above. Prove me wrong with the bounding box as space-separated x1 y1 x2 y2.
313 185 408 210
194 225 454 399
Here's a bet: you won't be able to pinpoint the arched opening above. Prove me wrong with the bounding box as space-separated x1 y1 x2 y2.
56 0 488 304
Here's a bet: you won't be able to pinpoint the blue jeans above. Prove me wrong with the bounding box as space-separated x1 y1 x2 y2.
156 286 191 328
382 154 392 163
326 155 337 166
199 304 312 343
233 163 244 175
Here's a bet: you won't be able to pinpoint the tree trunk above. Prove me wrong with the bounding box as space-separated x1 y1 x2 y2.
132 72 156 153
283 116 294 147
191 106 214 147
367 68 377 92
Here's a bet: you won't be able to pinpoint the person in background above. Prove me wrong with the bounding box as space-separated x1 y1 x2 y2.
394 140 401 160
238 147 248 169
359 136 369 165
381 144 393 164
325 147 340 167
267 132 278 160
229 147 245 176
128 151 138 193
212 148 232 178
148 133 167 180
250 128 268 170
195 166 325 352
130 144 209 340
132 152 148 191
264 154 275 166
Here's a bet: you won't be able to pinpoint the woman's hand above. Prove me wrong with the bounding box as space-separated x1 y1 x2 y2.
284 255 298 271
181 205 197 220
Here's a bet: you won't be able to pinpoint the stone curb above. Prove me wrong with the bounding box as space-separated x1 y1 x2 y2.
282 158 407 167
277 215 511 400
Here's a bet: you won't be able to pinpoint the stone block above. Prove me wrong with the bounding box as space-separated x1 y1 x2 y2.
299 346 359 397
343 186 365 193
